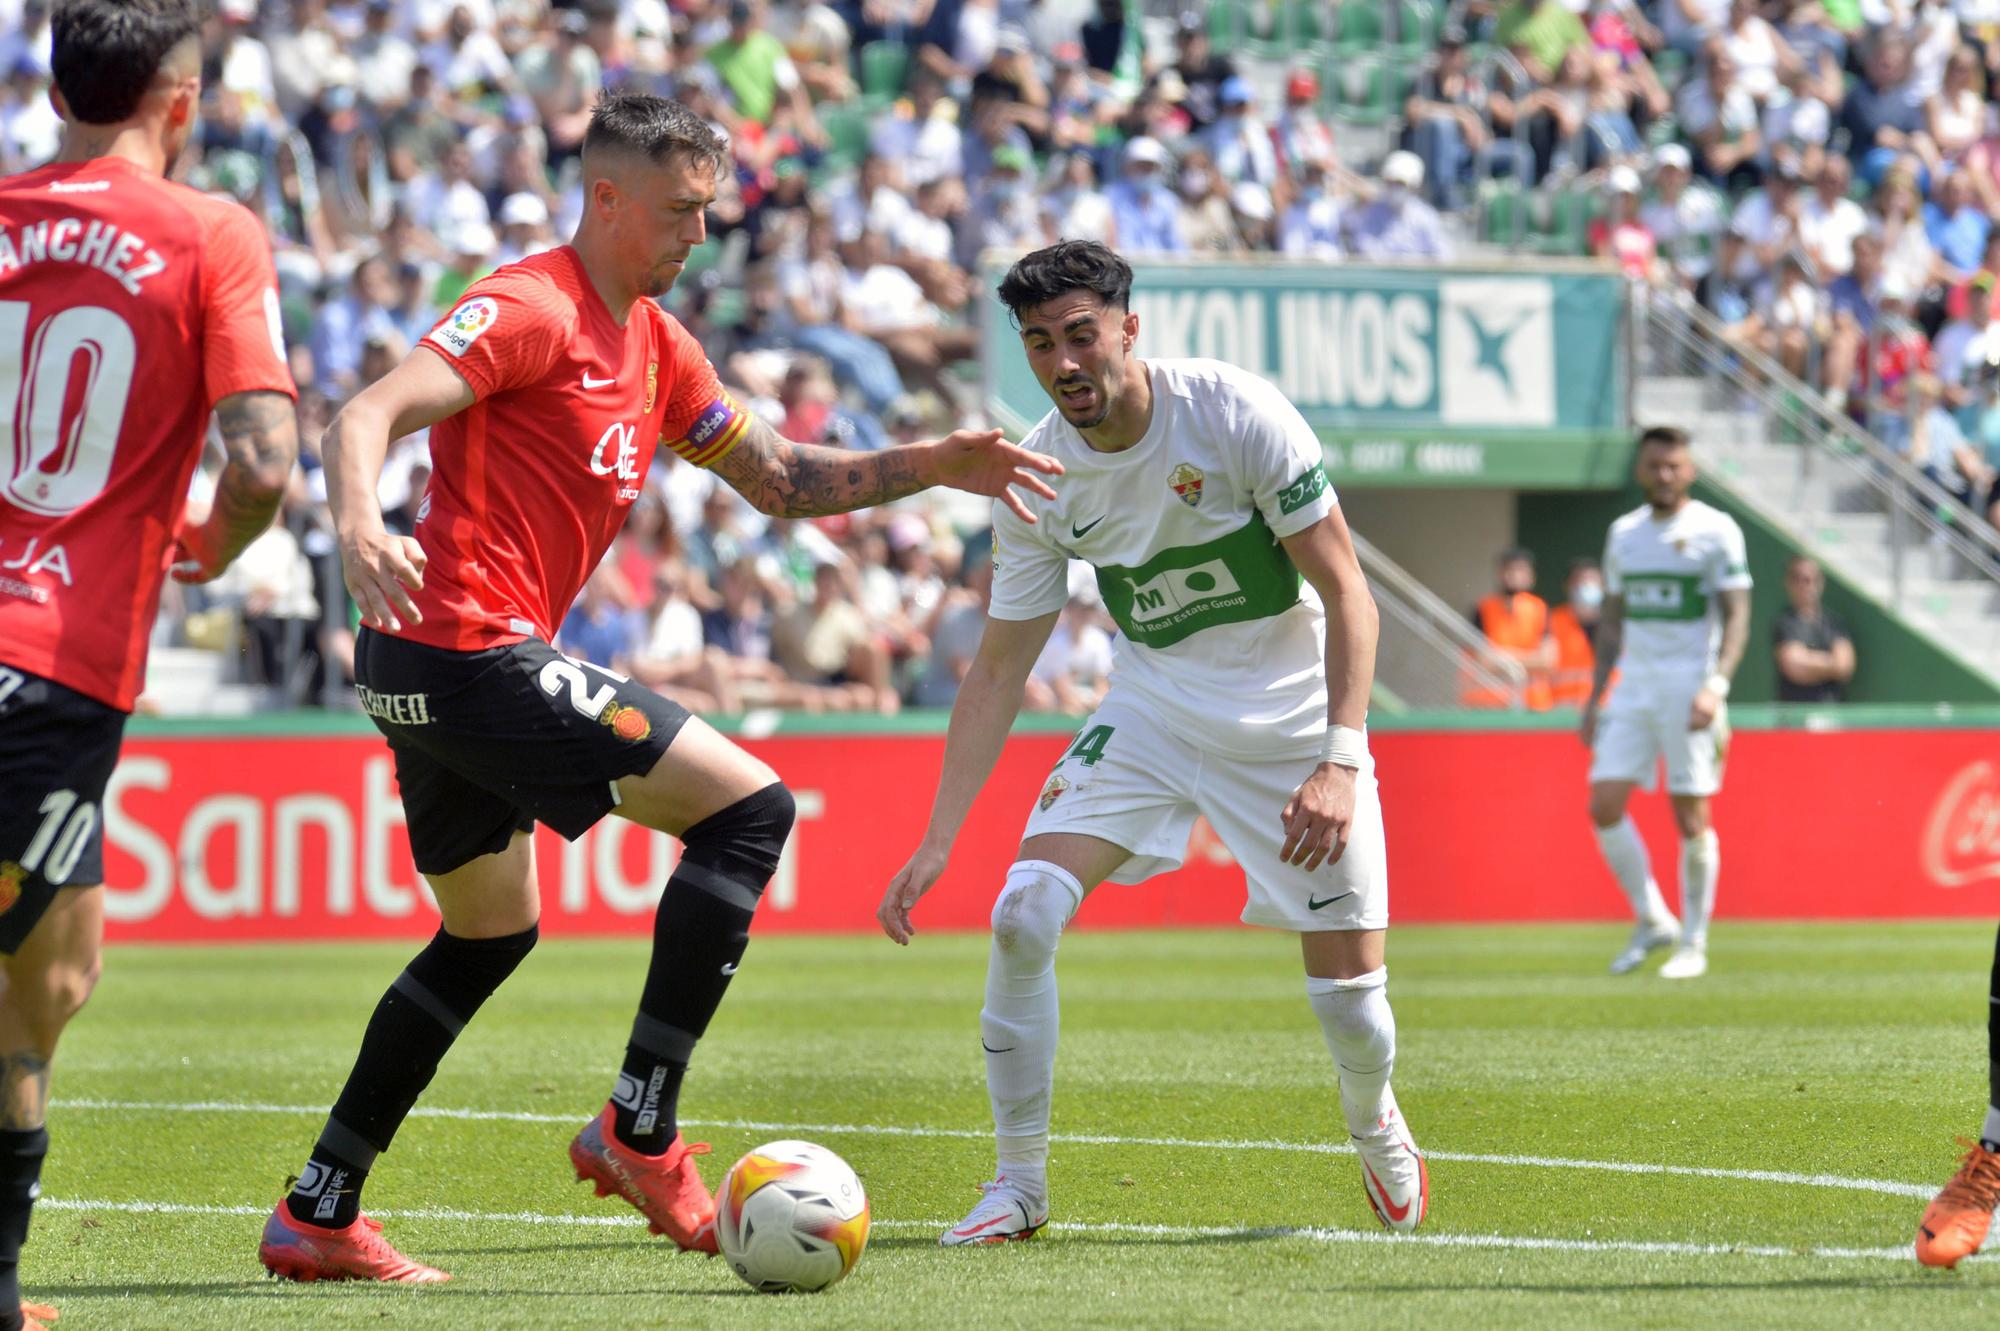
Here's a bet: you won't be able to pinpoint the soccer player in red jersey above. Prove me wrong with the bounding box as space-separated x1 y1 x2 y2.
257 92 1062 1283
0 2 300 1324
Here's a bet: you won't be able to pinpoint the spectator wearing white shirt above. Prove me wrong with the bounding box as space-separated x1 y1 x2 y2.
870 70 964 189
1279 158 1346 258
404 141 492 245
1798 153 1868 279
494 192 555 267
1932 274 1999 409
215 0 281 124
353 0 421 113
1041 150 1116 246
837 230 979 413
1030 599 1114 716
421 4 517 102
1726 159 1803 286
1641 142 1726 287
1345 151 1453 261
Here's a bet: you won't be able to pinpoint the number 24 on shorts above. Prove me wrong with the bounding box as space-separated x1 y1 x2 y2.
1056 724 1114 770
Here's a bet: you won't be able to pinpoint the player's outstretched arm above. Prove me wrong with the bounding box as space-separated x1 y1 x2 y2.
878 609 1060 945
322 349 476 630
712 414 1062 521
172 391 301 584
1281 509 1379 872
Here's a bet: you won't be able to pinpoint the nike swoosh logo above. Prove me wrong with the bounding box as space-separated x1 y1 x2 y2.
1363 1158 1414 1223
1307 891 1355 911
582 372 615 389
981 1040 1016 1054
720 962 739 976
1070 516 1105 540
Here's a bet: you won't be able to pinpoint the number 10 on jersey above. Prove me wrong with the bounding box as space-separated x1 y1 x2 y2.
0 301 137 518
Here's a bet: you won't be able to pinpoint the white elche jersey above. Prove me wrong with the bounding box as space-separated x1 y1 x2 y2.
988 358 1338 757
1601 499 1751 688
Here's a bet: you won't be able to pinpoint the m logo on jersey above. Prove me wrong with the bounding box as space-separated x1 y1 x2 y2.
1124 559 1243 625
1169 463 1204 507
428 297 499 358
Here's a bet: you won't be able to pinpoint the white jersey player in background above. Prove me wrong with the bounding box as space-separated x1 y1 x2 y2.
1583 426 1752 980
876 241 1426 1243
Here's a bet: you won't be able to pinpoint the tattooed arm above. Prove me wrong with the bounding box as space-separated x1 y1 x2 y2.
710 414 1062 520
171 390 301 584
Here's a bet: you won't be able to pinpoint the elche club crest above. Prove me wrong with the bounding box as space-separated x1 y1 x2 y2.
1038 774 1069 811
1169 463 1204 507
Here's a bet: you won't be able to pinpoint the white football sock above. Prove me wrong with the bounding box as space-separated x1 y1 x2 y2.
1981 1104 2000 1150
1306 966 1396 1138
1680 829 1719 950
980 860 1083 1202
1595 817 1673 924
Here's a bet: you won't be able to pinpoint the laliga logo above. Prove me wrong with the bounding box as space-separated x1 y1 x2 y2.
1922 760 2000 889
590 421 641 482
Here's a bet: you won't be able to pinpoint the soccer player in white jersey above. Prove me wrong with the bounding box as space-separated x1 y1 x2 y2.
1583 427 1752 980
875 241 1425 1243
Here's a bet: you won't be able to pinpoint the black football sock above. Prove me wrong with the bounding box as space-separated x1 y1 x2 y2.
611 784 794 1154
1985 924 2000 1153
287 925 537 1227
0 1127 46 1331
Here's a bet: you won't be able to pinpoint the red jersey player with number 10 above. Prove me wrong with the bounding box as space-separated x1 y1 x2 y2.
0 2 300 1326
257 92 1062 1284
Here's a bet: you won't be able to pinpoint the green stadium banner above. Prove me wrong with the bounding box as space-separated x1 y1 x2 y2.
980 258 1631 488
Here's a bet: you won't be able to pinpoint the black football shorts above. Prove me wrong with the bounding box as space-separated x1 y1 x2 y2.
354 629 693 876
0 663 128 953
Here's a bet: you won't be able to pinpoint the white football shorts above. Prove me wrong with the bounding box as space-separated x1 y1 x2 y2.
1587 681 1729 796
1019 690 1388 932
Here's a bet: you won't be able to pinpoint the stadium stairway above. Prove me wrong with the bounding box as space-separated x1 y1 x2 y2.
1632 290 2000 692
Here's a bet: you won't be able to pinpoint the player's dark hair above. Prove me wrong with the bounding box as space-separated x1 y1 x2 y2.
50 0 202 126
1636 425 1692 454
583 91 727 175
997 240 1134 328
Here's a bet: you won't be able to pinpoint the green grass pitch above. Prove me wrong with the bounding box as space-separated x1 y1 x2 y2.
28 922 2000 1328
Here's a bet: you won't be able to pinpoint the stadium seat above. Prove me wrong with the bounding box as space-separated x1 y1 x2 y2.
1392 0 1437 60
1332 58 1411 128
819 102 873 170
1335 0 1383 55
1481 181 1526 248
1534 189 1598 256
858 41 909 101
1208 0 1250 53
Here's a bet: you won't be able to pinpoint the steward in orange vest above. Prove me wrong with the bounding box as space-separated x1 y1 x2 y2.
1463 549 1554 709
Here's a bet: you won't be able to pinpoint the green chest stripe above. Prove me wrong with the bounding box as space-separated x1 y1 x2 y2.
1622 572 1710 622
1095 512 1302 648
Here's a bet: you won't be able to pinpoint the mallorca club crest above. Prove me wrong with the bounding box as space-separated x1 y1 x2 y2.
0 862 22 915
644 361 659 413
1169 463 1204 508
1038 774 1070 812
602 704 652 742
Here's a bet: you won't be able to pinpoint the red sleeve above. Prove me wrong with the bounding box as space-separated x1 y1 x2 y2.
198 200 297 406
656 311 751 468
419 271 573 399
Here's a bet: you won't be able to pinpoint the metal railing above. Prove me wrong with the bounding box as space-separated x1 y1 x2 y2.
1634 282 2000 611
1349 529 1532 710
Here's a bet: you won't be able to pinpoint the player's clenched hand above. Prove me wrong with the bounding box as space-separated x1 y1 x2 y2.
169 521 229 585
879 842 950 945
341 528 428 632
922 429 1064 523
1281 762 1356 873
1687 688 1720 732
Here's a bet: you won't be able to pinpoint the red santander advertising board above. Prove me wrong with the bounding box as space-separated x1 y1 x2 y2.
99 722 2000 944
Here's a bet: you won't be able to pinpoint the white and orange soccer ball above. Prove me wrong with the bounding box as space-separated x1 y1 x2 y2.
714 1140 870 1293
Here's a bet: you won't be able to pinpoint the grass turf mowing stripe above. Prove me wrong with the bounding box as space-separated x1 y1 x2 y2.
32 1199 1969 1265
53 1098 1934 1200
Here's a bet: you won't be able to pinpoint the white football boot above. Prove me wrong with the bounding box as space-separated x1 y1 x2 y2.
1609 917 1680 976
939 1177 1049 1246
1658 945 1708 980
1352 1087 1428 1233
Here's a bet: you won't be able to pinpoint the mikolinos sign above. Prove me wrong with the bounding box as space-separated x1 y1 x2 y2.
982 260 1631 488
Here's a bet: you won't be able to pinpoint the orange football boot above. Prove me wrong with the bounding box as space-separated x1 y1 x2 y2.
1917 1139 2000 1269
569 1103 718 1253
258 1204 449 1283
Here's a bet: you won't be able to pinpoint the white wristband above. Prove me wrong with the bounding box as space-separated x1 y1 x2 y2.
1320 725 1368 770
1704 674 1731 699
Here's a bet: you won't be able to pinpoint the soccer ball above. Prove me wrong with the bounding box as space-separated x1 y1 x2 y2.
714 1139 870 1293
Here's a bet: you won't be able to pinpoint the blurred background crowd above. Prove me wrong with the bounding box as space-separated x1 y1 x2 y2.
1 0 1995 712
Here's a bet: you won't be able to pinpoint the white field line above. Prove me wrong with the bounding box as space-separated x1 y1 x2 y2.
53 1097 1935 1201
32 1198 1978 1265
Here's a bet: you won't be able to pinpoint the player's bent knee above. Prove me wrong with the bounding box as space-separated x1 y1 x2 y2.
3 957 101 1051
680 781 796 888
991 861 1082 958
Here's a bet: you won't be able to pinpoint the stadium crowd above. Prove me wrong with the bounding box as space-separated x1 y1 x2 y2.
0 0 1993 711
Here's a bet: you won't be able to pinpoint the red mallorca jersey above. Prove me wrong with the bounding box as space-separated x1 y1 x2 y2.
0 156 296 710
402 246 749 650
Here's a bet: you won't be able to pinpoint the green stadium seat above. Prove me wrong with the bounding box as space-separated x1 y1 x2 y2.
1481 181 1525 247
858 41 909 101
819 102 873 170
1280 0 1327 48
1332 58 1411 127
1208 0 1250 53
1335 0 1384 55
1392 0 1437 59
